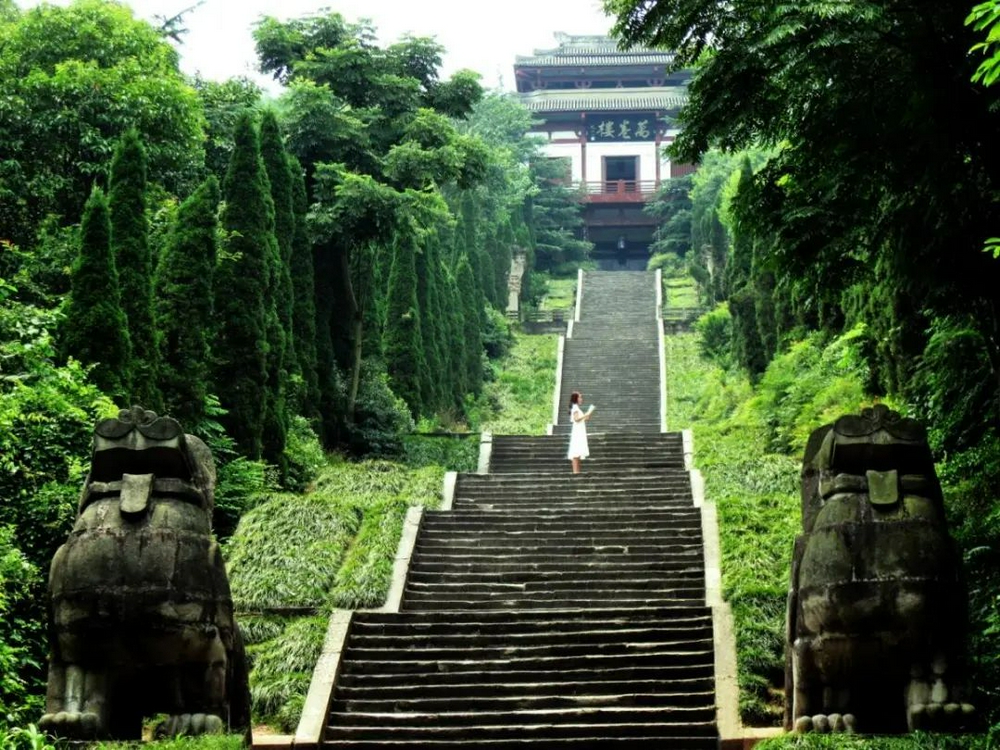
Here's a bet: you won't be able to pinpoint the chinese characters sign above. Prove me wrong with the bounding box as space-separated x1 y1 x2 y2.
586 113 659 142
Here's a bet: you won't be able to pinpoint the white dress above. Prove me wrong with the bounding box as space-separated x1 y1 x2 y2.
567 404 590 460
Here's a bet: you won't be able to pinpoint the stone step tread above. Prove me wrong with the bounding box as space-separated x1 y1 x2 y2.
339 650 713 672
337 664 714 688
402 598 706 610
348 626 712 645
334 677 714 699
344 639 713 662
330 691 717 714
322 739 718 748
327 706 714 724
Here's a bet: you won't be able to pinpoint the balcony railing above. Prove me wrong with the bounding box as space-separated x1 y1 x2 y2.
579 180 660 202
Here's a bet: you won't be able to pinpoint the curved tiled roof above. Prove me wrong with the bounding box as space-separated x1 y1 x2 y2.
515 52 676 67
519 88 688 113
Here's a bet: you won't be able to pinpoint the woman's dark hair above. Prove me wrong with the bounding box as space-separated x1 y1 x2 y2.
568 391 581 413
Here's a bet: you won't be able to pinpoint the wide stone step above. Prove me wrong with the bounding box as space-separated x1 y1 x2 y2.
402 586 705 611
352 606 712 627
348 623 713 647
410 546 705 561
408 557 704 572
337 661 714 689
327 706 715 730
331 689 716 715
324 720 718 744
334 678 713 703
323 736 717 748
344 635 712 663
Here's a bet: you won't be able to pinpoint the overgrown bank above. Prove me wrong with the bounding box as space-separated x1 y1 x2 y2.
666 327 1000 738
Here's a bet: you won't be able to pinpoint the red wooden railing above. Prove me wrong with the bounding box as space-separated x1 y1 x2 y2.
579 180 660 202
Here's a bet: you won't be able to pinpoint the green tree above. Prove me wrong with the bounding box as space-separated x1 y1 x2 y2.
109 129 160 409
384 232 425 417
61 186 132 401
289 155 321 420
0 0 204 250
456 257 483 395
154 176 219 427
215 112 269 458
194 75 263 182
529 157 592 271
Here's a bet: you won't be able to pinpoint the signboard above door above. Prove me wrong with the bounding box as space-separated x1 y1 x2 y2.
585 112 660 142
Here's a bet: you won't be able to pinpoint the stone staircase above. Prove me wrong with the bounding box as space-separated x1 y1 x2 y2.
316 271 718 748
554 271 662 435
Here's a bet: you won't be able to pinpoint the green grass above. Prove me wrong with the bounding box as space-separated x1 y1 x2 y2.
665 333 802 726
756 733 992 749
88 737 245 750
479 331 557 435
664 275 699 309
226 457 447 730
538 275 577 311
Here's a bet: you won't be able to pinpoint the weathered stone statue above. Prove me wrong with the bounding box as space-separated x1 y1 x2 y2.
39 406 251 741
785 404 975 734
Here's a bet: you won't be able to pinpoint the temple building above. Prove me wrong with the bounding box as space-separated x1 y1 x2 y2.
514 33 693 269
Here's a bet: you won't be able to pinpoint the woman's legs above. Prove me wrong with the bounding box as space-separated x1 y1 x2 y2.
571 457 581 474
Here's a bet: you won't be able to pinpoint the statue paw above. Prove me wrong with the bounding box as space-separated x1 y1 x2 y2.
794 713 856 733
38 711 101 739
909 701 975 732
156 713 225 737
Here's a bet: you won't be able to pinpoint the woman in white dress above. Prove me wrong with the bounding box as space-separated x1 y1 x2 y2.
567 391 594 474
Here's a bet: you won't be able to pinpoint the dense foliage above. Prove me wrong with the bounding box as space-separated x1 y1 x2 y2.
610 0 1000 729
0 0 587 734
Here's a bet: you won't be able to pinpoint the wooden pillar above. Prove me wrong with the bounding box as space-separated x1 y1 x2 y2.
654 112 662 188
580 113 587 186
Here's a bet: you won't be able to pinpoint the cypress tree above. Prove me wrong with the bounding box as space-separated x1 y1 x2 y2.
109 129 160 409
260 110 297 375
259 110 291 473
62 186 132 402
456 257 483 396
384 234 425 418
289 155 321 420
415 238 442 411
314 243 343 444
215 112 270 459
154 176 220 427
442 268 467 409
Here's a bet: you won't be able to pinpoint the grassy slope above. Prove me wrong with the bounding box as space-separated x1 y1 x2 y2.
538 275 577 312
666 329 990 745
664 275 699 309
228 329 556 730
666 332 796 725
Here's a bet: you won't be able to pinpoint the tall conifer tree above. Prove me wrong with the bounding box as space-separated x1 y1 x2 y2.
456 257 483 395
109 129 160 408
259 110 292 472
261 110 297 373
414 239 442 410
289 155 321 420
216 112 270 458
385 234 425 417
154 176 220 426
62 186 132 402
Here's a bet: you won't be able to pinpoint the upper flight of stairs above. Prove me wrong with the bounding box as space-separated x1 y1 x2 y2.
554 271 662 435
317 271 718 748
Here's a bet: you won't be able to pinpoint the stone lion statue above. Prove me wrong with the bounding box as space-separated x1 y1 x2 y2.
39 406 251 741
785 404 975 734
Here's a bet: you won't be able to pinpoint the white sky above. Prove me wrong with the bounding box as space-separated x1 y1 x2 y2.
15 0 617 91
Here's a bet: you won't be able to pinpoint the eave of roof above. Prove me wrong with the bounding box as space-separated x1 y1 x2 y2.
518 87 688 113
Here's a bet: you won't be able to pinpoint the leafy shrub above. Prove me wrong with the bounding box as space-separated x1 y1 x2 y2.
0 527 41 729
402 434 478 471
481 305 512 360
695 303 732 365
282 415 326 492
647 251 686 277
347 361 414 458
